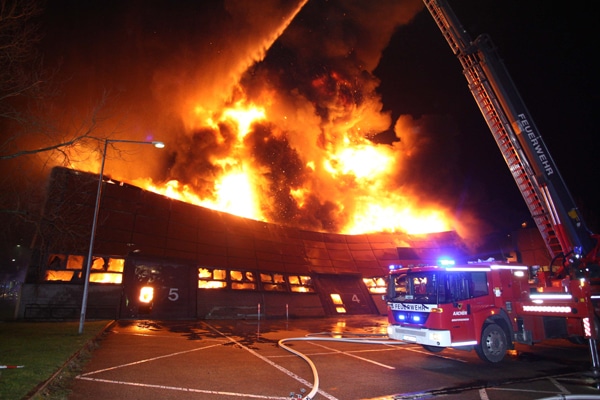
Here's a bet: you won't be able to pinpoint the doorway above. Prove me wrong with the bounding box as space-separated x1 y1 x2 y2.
313 274 378 315
120 257 197 319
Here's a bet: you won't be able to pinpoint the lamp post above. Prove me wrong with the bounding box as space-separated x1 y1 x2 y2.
78 139 165 334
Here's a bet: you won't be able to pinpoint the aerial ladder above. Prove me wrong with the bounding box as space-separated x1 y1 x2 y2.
422 0 600 369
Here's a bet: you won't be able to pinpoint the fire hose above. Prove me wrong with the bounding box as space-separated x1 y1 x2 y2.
277 332 408 400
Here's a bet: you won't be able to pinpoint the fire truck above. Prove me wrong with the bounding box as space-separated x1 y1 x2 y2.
386 260 595 363
385 0 600 363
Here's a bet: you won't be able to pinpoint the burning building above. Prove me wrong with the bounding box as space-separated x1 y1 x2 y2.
7 1 505 319
18 167 467 320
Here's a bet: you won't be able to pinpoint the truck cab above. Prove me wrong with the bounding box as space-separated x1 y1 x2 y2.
385 260 593 362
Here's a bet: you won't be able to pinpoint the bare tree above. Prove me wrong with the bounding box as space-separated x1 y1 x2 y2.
1 0 108 160
0 0 109 273
0 0 43 112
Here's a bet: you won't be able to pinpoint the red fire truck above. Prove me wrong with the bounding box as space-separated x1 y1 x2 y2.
386 260 595 362
386 0 600 363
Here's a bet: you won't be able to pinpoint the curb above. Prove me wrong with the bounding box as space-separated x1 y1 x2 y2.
24 320 116 399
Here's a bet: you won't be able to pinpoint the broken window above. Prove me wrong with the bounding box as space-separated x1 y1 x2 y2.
44 254 83 282
44 254 124 284
230 270 256 290
44 254 75 281
260 273 287 291
90 257 124 284
363 277 387 294
289 275 315 293
198 267 227 289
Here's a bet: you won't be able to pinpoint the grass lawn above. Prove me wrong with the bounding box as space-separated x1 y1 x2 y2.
0 320 111 400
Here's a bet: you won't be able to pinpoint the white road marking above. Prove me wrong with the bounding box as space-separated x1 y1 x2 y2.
76 329 320 399
268 346 402 359
202 322 340 400
307 341 396 369
78 342 224 377
549 377 571 394
76 376 290 399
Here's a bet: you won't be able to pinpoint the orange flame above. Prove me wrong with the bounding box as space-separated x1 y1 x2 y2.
64 85 453 235
139 170 264 221
136 93 453 235
47 1 459 238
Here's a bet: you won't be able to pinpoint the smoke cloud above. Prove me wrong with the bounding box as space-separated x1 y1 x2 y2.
41 0 483 236
158 0 437 232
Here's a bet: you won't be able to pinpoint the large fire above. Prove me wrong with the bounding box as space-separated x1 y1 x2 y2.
63 0 460 237
134 92 452 235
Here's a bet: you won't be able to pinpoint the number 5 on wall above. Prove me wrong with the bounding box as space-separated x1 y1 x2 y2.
168 288 180 301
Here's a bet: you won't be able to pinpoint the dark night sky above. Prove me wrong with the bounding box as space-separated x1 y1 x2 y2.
376 0 599 235
37 0 599 241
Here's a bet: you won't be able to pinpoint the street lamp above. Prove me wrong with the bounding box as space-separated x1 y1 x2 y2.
78 139 165 334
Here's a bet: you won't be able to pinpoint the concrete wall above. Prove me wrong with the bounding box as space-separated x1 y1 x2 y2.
196 290 325 319
19 283 122 320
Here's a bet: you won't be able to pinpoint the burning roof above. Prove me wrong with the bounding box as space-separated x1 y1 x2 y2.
41 167 468 276
42 0 484 247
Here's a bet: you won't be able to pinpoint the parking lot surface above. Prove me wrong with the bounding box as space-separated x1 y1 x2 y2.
69 316 600 399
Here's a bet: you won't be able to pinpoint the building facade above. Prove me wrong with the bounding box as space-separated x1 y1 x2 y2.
18 167 468 320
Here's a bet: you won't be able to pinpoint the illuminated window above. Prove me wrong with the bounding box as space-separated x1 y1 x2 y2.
230 270 256 290
45 270 75 282
363 277 387 294
90 256 105 271
89 272 123 284
198 267 227 289
107 258 125 273
67 255 84 281
44 254 124 284
330 293 346 313
89 257 124 284
289 275 315 293
260 273 287 291
67 255 84 270
45 254 77 282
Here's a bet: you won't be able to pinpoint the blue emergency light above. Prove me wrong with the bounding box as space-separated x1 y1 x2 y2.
438 257 455 267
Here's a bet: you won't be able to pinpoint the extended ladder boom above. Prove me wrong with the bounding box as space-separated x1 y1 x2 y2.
423 0 596 263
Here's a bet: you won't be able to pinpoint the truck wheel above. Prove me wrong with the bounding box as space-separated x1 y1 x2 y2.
475 323 507 363
422 345 445 353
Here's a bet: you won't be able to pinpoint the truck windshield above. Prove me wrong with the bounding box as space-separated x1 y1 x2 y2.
391 270 488 304
391 272 438 302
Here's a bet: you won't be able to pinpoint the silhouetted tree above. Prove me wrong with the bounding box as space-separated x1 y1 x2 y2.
0 0 108 271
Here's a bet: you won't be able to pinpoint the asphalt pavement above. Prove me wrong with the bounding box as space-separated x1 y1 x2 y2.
67 316 600 400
